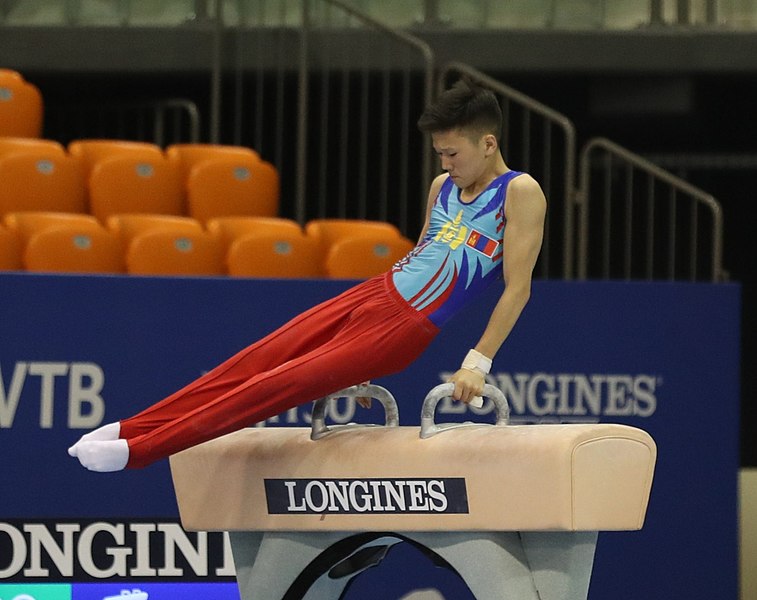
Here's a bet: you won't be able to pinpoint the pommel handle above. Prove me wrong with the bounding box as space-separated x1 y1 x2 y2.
311 383 399 440
420 382 509 439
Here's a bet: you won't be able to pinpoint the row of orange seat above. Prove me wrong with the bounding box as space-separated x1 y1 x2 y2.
0 213 416 279
0 67 414 280
0 137 280 222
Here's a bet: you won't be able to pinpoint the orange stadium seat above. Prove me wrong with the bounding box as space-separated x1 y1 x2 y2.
68 139 164 175
186 157 280 222
88 155 184 221
0 71 43 138
23 225 125 274
0 137 66 158
3 211 102 245
0 152 86 216
0 226 22 271
305 219 404 273
106 214 204 247
0 69 23 81
68 140 166 207
226 231 322 279
126 229 225 276
305 219 402 253
166 143 260 180
207 216 302 249
325 235 415 279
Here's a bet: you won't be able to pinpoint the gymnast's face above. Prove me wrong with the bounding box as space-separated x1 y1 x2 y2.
432 128 495 192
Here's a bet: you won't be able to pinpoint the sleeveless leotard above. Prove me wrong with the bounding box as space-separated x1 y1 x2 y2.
390 170 523 327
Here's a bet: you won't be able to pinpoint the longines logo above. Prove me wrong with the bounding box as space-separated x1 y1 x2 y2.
494 371 659 419
432 371 661 422
0 520 234 581
265 478 469 515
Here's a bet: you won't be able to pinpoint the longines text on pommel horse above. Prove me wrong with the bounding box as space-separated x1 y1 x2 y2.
170 383 657 600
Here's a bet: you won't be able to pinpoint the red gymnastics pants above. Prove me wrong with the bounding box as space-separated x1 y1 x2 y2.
119 273 439 468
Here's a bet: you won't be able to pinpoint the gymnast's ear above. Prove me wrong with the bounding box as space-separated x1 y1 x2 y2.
483 133 498 156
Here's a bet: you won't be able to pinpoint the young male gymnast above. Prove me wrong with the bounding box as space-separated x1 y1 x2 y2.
68 78 547 472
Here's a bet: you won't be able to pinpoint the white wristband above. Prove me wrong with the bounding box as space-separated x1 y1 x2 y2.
461 349 492 374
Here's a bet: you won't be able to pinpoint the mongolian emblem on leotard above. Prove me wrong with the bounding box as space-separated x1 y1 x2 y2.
435 210 468 250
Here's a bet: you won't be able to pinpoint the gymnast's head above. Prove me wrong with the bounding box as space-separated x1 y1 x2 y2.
418 78 505 181
417 77 503 146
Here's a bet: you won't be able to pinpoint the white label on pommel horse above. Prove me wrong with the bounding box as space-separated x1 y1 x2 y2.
170 422 656 533
264 477 469 514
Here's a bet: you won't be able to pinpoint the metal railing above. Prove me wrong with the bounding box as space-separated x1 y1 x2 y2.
45 98 200 147
296 0 434 230
437 62 578 280
577 137 725 281
230 0 435 233
431 68 725 282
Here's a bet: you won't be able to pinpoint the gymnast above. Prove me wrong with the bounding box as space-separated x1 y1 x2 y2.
68 78 547 472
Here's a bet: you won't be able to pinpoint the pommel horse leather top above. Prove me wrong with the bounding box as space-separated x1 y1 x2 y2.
171 383 656 533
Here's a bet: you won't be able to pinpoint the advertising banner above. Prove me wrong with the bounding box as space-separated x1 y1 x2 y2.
0 273 740 599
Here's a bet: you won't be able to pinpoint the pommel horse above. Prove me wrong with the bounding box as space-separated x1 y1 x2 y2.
170 383 656 599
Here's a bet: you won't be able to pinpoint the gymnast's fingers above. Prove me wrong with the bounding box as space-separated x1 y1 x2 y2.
450 368 484 403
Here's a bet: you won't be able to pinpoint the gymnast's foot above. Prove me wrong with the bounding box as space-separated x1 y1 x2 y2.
68 422 121 457
76 440 130 472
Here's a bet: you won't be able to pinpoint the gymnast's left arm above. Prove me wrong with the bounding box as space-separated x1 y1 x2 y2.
450 175 547 404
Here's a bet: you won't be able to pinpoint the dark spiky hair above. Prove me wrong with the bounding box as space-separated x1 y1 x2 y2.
417 77 502 141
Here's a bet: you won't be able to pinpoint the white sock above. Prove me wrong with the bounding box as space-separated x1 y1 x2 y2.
68 422 121 457
76 439 130 472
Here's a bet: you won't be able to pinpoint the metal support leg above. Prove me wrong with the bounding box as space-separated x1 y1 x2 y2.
229 530 597 600
521 531 598 600
230 531 336 599
407 531 541 600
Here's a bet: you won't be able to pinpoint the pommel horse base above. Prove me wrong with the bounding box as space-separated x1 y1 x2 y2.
170 383 656 599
